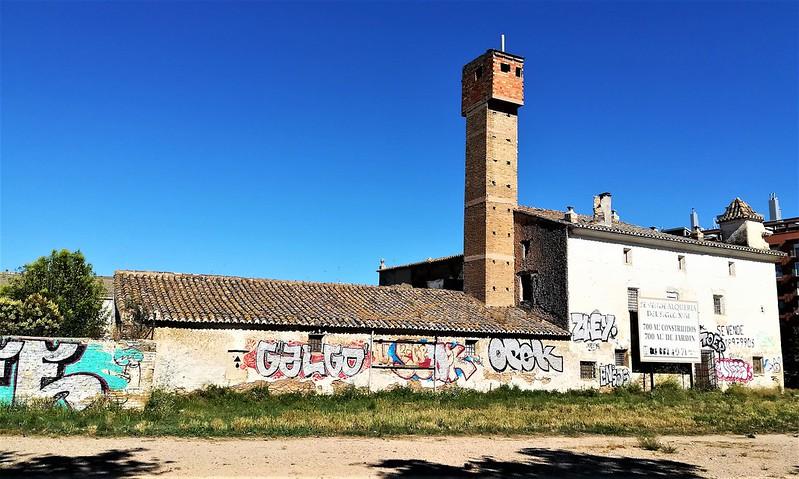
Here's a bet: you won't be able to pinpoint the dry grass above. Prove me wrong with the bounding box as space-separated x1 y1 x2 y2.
0 384 797 438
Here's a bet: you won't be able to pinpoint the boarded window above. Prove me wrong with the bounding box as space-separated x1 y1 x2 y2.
753 356 764 375
308 333 324 353
580 361 596 380
713 295 724 315
627 288 639 311
615 349 627 367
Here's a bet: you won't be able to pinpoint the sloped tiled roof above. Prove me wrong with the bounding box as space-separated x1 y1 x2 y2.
114 270 568 337
515 206 783 258
716 197 764 223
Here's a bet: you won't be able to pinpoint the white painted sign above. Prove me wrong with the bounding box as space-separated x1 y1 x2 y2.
638 298 701 363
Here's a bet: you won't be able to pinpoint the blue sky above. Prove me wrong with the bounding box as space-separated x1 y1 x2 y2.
1 1 797 284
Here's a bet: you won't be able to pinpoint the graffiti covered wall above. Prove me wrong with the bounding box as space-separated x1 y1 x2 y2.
152 328 577 394
0 336 156 410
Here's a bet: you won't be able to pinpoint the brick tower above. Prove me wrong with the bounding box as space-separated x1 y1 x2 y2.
461 49 524 306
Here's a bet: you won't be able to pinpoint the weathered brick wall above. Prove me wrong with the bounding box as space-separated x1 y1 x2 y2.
0 336 156 410
462 49 524 307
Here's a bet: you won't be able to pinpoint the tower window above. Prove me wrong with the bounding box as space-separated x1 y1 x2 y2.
728 261 736 277
623 248 632 265
474 66 483 80
521 240 529 258
500 63 510 73
678 255 686 271
520 272 538 305
515 67 522 77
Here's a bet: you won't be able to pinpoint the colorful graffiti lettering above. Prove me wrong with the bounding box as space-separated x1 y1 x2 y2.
372 341 481 383
715 358 752 383
599 364 630 388
0 338 143 410
241 340 368 381
570 311 618 343
487 338 563 373
699 326 726 356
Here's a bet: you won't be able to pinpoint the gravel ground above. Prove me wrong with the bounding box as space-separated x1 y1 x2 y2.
0 433 797 478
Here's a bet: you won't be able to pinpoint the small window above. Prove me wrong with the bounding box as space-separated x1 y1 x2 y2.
515 67 522 77
614 349 627 367
520 272 538 305
775 264 783 278
474 66 483 80
624 248 632 265
753 356 764 375
308 333 324 353
713 295 724 315
521 240 530 259
728 261 736 277
678 255 686 271
666 290 679 300
465 339 477 357
627 288 639 312
580 361 596 380
500 63 511 73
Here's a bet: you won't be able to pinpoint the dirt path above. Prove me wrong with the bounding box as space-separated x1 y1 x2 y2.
0 434 797 478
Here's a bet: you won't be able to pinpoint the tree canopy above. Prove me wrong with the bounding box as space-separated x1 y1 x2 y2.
1 249 108 338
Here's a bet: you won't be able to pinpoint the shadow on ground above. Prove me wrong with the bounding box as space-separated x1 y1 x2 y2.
0 448 168 478
372 447 706 479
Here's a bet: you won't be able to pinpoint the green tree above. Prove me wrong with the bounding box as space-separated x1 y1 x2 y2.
1 249 108 338
0 294 64 336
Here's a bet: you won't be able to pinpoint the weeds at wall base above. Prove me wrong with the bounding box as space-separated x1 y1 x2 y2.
0 386 796 438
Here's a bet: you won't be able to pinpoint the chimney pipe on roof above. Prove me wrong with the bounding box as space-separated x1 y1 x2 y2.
690 208 700 230
769 193 782 221
565 206 577 222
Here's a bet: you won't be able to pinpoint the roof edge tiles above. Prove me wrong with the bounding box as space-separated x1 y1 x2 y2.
515 206 785 260
114 270 569 337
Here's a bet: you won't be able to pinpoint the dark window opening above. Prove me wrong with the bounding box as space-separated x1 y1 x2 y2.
753 356 764 375
500 63 510 73
465 339 477 356
515 67 522 77
520 272 538 306
580 361 596 380
308 333 324 353
474 66 483 80
615 349 627 367
521 240 530 259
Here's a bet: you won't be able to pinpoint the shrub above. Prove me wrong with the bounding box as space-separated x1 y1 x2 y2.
0 293 63 336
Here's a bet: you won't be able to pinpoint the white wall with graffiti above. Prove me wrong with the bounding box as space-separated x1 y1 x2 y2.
151 327 585 394
566 235 784 390
0 336 156 410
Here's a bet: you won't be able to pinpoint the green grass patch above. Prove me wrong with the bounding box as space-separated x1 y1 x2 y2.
1 385 797 438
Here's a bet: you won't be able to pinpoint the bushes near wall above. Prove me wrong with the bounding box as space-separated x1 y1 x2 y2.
0 385 796 437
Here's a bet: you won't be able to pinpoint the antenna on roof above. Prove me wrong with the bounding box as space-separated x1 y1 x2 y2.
501 34 505 52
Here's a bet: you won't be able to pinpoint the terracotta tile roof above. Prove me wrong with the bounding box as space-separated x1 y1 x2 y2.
515 206 784 258
717 197 764 223
114 270 569 337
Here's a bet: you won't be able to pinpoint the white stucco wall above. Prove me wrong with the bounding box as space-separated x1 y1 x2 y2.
566 235 783 390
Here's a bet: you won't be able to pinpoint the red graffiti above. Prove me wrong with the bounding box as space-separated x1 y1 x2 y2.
716 358 752 383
